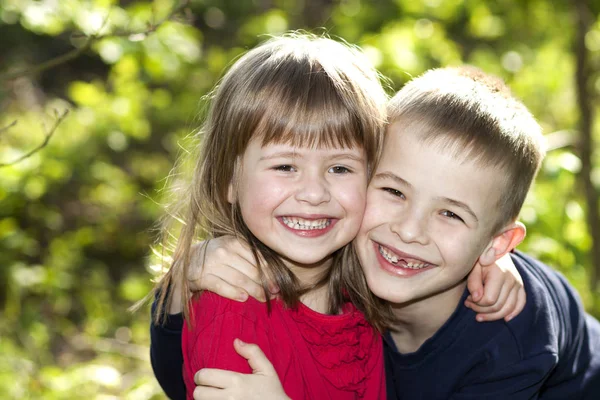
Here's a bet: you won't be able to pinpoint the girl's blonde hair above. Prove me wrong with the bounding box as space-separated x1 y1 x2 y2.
154 32 393 331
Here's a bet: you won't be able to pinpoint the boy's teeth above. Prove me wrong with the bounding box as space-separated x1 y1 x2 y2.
378 245 429 269
282 216 331 230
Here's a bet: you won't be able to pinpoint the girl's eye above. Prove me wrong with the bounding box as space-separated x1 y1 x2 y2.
441 210 464 222
329 166 351 174
273 165 295 172
383 187 405 199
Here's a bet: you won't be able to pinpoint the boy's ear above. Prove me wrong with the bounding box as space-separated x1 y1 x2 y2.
479 221 526 266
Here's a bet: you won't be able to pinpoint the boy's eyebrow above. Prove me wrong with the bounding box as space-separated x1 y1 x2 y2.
374 171 413 189
436 197 479 223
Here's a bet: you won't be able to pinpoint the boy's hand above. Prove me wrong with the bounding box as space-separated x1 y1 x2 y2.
465 253 526 322
193 339 290 400
188 237 277 302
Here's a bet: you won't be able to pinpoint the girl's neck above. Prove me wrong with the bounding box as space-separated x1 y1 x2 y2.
285 257 333 314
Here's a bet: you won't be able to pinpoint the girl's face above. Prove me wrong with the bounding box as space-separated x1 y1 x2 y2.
231 137 368 273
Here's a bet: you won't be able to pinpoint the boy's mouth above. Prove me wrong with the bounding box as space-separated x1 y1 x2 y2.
378 244 432 270
281 216 332 231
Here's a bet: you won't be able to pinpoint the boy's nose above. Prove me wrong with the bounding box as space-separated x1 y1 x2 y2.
295 174 331 205
390 213 429 245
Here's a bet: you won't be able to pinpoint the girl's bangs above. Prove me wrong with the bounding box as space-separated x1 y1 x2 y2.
254 69 366 151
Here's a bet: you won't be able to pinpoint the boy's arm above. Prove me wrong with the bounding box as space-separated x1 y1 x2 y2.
150 297 186 400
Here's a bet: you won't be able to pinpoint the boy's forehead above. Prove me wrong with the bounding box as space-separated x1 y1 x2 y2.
378 122 508 226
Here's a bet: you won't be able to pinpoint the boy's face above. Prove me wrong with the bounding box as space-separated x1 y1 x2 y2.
355 122 506 304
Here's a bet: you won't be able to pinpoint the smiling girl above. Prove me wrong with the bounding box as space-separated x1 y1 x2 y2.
154 33 391 399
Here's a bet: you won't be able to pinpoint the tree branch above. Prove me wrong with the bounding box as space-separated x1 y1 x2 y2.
574 0 600 291
0 109 69 168
0 120 18 137
0 0 191 82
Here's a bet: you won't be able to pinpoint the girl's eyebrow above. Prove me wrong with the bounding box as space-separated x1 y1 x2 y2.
259 150 364 162
259 151 300 161
327 152 365 162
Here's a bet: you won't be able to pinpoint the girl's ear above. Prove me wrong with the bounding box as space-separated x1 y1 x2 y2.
227 182 234 204
479 221 526 266
228 156 241 204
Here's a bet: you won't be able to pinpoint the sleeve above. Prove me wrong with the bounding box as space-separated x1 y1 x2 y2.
182 295 277 399
450 352 558 400
150 296 186 400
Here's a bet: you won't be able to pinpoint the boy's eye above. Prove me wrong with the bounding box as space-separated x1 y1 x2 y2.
383 187 405 199
329 165 351 174
273 165 295 172
441 210 464 222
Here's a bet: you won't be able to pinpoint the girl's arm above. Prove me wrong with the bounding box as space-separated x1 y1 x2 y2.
193 339 290 400
464 254 526 322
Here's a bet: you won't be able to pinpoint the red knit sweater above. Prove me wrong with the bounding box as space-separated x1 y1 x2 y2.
182 292 386 399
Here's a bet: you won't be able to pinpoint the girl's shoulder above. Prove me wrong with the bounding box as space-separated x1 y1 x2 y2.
189 291 273 325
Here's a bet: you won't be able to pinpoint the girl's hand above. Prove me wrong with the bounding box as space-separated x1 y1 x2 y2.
188 236 276 302
193 339 290 400
465 253 526 322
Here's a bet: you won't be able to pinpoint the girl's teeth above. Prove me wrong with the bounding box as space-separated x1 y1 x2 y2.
282 216 330 230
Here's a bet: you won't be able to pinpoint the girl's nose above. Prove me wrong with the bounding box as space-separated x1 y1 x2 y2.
295 174 331 205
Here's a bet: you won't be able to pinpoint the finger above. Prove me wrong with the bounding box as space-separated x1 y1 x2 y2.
187 240 211 286
220 238 280 293
192 385 224 400
466 262 483 302
198 274 249 302
210 246 262 282
233 339 277 376
194 368 244 389
478 269 508 307
220 237 262 272
477 284 519 322
505 285 526 321
472 281 512 321
205 265 266 302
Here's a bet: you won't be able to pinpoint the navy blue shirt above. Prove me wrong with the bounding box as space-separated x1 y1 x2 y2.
384 251 600 399
150 252 600 399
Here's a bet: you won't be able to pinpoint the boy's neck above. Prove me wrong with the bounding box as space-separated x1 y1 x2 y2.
389 279 467 354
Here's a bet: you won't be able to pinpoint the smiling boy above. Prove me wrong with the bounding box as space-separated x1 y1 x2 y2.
354 66 600 399
150 66 600 400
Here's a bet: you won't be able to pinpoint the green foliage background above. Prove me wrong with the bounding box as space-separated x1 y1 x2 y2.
1 0 599 398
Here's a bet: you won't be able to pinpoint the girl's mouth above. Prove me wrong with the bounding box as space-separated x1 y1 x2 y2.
281 216 331 230
278 216 337 237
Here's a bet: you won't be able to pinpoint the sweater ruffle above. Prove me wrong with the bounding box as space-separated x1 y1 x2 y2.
290 303 377 397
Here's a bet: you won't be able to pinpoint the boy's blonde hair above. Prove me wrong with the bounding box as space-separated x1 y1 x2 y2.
155 33 391 330
388 66 546 233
